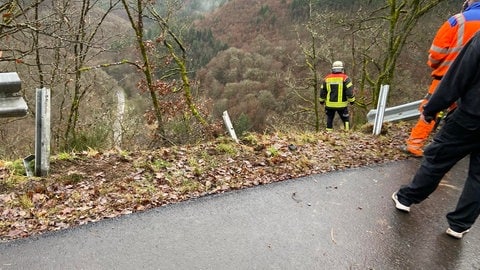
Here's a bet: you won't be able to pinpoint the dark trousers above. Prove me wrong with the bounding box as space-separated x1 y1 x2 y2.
325 107 350 129
397 114 480 232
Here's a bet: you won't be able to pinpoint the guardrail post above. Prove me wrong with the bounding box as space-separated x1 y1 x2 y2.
222 110 239 143
35 88 51 176
373 85 389 135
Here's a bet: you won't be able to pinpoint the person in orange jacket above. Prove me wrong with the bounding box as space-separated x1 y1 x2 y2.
405 0 480 157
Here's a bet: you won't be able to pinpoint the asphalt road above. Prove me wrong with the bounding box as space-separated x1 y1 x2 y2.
0 158 479 270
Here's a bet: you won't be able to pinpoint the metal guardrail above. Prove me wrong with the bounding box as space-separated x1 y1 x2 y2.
0 97 28 117
367 99 422 124
0 72 28 117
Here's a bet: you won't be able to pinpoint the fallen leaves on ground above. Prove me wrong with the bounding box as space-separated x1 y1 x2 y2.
0 123 414 242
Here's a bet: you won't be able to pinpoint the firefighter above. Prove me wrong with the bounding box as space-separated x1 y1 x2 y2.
405 0 480 157
319 61 355 131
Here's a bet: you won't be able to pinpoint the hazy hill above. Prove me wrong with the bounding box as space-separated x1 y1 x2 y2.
194 0 296 51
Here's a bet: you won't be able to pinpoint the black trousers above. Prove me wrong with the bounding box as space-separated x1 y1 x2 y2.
325 107 349 129
397 113 480 232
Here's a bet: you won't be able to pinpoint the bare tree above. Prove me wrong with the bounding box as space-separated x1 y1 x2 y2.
121 0 211 145
287 1 341 131
61 0 121 147
284 0 448 129
293 0 329 131
0 0 126 153
0 1 44 99
149 6 208 129
346 0 449 106
121 0 167 141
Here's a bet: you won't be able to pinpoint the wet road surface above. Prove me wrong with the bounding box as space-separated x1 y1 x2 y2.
0 158 479 269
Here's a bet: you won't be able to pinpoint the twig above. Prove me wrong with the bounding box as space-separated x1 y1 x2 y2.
331 228 336 244
291 192 302 203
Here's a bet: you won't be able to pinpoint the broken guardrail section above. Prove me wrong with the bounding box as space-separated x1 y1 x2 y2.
367 99 422 124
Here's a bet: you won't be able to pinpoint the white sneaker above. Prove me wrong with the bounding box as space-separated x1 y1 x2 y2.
446 228 470 239
392 192 410 212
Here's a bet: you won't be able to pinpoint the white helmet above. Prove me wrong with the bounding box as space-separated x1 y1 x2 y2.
332 61 344 73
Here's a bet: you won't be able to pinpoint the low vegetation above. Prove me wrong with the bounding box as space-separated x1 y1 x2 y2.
0 122 414 242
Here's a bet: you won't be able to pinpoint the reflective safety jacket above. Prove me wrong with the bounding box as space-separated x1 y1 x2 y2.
319 72 355 109
424 31 480 128
428 2 480 79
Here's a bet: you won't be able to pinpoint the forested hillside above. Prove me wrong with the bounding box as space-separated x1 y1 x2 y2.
0 0 458 158
191 0 457 133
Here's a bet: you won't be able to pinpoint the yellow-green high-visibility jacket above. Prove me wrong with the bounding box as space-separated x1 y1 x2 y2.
319 72 355 109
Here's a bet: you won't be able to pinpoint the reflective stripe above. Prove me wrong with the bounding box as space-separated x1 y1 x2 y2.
325 77 345 108
429 44 464 54
428 57 442 66
429 14 466 62
455 13 466 47
437 59 455 67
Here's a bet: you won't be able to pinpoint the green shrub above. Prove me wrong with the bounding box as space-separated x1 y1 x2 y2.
234 113 252 137
5 159 26 176
64 125 111 152
216 142 237 156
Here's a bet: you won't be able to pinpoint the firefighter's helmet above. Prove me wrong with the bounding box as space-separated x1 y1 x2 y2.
332 61 344 73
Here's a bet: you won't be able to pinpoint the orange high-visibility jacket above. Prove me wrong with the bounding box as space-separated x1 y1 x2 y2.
428 3 480 79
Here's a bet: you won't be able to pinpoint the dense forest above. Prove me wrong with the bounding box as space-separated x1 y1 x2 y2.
0 0 459 159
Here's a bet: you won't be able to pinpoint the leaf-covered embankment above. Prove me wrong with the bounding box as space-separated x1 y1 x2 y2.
0 123 413 242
